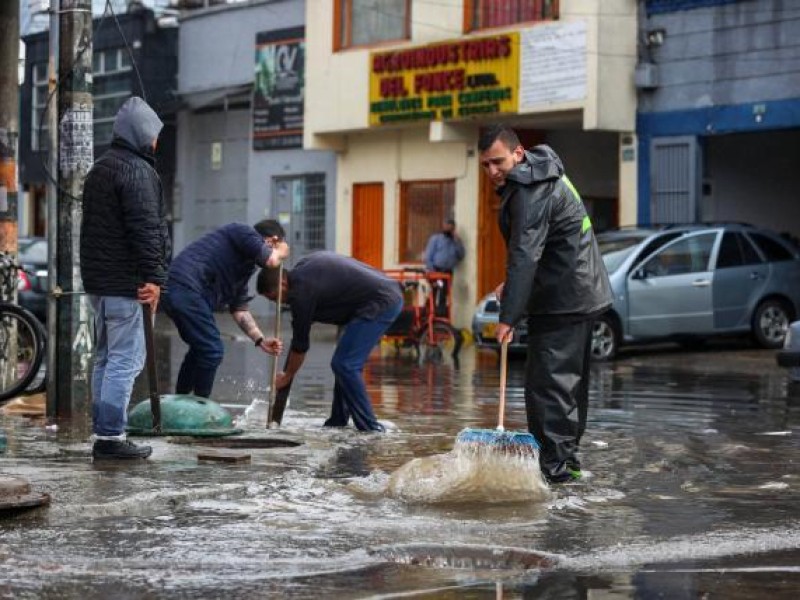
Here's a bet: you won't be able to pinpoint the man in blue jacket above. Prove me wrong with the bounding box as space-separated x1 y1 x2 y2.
424 218 465 316
162 221 289 399
479 125 612 484
81 96 171 460
257 252 403 432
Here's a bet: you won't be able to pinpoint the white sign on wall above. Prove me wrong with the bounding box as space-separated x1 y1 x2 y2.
519 21 587 110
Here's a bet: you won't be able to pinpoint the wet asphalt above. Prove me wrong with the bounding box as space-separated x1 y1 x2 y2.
0 312 797 599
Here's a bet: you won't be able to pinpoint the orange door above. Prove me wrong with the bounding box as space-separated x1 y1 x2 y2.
477 170 506 299
476 128 545 299
352 183 384 269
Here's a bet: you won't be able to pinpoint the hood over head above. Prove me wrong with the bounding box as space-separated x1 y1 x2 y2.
506 144 564 186
112 96 163 152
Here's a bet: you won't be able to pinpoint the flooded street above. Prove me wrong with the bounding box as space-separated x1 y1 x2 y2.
0 318 798 598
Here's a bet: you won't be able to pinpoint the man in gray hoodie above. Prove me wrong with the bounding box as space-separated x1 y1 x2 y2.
81 96 171 460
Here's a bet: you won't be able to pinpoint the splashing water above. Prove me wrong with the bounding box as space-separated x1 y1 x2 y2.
235 397 270 429
387 441 550 504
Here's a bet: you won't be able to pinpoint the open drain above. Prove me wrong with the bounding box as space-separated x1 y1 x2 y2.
170 437 302 449
368 544 558 570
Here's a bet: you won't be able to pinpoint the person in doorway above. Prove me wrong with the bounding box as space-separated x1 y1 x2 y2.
256 251 403 432
424 218 465 316
161 220 289 399
478 124 612 484
81 96 171 460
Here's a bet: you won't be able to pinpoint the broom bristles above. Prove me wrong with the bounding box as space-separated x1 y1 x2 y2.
455 427 540 455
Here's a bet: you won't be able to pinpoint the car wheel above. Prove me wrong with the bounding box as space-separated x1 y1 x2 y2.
591 314 618 361
752 299 791 349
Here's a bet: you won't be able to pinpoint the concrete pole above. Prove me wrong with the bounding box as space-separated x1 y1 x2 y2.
0 2 20 263
48 0 93 421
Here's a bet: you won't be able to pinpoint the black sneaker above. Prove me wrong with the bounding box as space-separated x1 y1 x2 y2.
93 439 152 460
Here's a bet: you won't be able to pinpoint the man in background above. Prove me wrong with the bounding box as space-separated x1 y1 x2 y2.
424 218 465 317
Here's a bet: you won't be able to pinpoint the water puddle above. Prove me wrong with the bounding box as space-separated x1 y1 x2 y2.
0 338 797 597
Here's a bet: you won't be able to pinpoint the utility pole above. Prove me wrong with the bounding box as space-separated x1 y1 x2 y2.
47 0 93 420
0 3 20 261
0 1 21 396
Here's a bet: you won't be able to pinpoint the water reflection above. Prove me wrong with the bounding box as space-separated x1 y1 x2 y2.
0 330 798 598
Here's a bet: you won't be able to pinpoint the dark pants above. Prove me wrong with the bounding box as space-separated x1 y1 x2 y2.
325 300 403 431
161 283 224 398
525 317 593 480
430 270 451 317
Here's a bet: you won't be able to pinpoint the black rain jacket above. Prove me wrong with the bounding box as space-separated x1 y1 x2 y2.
80 104 170 297
498 145 612 326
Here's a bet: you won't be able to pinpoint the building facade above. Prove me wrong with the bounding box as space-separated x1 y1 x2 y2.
636 0 800 239
19 7 177 237
304 0 638 326
173 0 337 277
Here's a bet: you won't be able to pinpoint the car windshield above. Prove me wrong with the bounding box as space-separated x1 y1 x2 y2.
599 235 648 273
19 239 47 264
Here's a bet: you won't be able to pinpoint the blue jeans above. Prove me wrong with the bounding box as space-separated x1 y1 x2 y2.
161 283 223 398
325 300 403 431
89 295 146 437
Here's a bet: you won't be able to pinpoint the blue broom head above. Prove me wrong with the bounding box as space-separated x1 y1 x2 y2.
455 428 540 452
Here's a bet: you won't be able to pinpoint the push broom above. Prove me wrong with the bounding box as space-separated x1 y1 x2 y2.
455 337 540 456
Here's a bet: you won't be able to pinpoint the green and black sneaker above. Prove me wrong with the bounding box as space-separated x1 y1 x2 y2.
546 464 583 485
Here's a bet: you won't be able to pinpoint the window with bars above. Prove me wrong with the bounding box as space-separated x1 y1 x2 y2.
465 0 559 32
303 174 327 252
334 0 410 50
92 47 132 145
31 63 48 151
398 180 455 264
31 49 133 148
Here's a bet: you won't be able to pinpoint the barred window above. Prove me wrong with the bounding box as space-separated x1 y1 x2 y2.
334 0 410 50
31 63 48 151
399 180 455 263
465 0 558 32
93 48 132 145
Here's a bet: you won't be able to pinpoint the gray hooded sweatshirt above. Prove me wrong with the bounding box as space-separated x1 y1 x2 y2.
112 96 163 151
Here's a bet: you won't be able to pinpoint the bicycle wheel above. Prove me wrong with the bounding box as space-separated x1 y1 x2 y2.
417 320 463 364
0 304 45 403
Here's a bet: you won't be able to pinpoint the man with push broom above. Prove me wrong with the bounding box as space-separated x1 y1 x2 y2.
478 125 612 484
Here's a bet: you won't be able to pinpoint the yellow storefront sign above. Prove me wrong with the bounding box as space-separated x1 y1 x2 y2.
369 32 520 127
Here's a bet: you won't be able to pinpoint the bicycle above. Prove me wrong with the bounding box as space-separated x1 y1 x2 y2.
0 252 47 404
382 268 463 364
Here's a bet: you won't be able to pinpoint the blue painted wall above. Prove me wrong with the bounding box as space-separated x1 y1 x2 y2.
637 0 800 226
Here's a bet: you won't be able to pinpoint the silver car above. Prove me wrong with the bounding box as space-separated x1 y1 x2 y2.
471 224 800 360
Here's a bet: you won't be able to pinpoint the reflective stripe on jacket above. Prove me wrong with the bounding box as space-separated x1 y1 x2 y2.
497 145 612 326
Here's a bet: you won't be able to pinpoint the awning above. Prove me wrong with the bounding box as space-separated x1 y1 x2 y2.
177 83 252 110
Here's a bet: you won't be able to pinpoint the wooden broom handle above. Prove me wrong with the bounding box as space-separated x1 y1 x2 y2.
267 262 283 428
498 337 508 431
